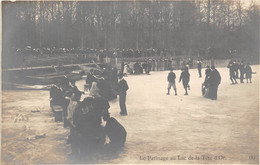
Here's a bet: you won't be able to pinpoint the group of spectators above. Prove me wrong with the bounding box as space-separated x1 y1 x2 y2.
121 58 176 76
14 47 173 58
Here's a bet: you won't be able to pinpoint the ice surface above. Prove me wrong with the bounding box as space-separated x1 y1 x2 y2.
1 65 259 164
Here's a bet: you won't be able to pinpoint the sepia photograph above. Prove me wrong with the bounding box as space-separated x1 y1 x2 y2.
1 0 259 164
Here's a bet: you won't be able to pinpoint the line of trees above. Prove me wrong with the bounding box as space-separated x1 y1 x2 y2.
2 0 259 63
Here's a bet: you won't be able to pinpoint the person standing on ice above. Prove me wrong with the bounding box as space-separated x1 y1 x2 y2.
233 60 239 79
205 65 211 80
245 63 252 83
197 60 202 78
167 69 177 96
227 61 237 84
117 73 129 116
239 61 245 83
208 65 221 100
179 67 190 95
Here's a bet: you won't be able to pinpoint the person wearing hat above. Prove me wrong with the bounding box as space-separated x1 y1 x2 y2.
167 69 177 96
205 65 211 80
49 82 63 110
227 61 237 84
117 73 129 116
73 97 106 157
245 63 253 83
179 67 190 95
208 65 221 100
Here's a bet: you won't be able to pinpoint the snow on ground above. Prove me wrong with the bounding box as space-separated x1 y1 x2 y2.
1 65 259 164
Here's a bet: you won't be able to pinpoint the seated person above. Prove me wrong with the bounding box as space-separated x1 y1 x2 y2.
103 113 127 147
73 97 106 156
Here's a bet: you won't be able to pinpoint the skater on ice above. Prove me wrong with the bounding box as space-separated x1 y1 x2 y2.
197 60 202 78
166 69 177 96
117 73 129 116
179 67 190 95
227 61 237 85
239 61 245 83
245 63 253 83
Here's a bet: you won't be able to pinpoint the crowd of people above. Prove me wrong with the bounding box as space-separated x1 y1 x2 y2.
48 58 255 161
12 46 198 69
121 58 176 76
227 60 254 84
49 67 129 161
14 47 175 59
167 59 254 100
167 64 221 100
121 61 152 75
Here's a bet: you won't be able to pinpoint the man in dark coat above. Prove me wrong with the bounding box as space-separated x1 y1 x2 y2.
103 113 127 148
50 83 63 109
110 67 119 96
167 69 177 95
117 73 129 116
134 62 139 74
146 61 152 75
239 61 245 83
202 66 211 98
205 65 211 80
245 63 252 83
197 60 202 78
227 61 237 84
179 67 190 95
208 65 221 100
92 96 111 125
233 60 239 79
97 76 116 101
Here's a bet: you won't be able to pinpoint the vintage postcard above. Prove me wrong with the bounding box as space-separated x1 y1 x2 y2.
1 0 259 164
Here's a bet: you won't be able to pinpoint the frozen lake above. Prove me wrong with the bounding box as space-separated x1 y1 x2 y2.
2 65 259 164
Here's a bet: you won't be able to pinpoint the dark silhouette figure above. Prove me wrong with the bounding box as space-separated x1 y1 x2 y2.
245 63 252 83
179 67 190 95
227 61 237 84
117 73 129 116
239 62 245 83
205 65 212 80
233 60 239 79
208 65 221 100
103 113 127 147
197 60 202 78
167 69 177 95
